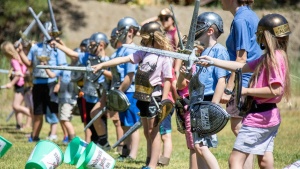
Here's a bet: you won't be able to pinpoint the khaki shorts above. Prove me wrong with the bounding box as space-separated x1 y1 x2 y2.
59 103 74 121
106 110 120 120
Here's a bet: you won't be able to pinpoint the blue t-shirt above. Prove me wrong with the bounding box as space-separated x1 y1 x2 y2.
27 42 67 84
197 43 230 96
113 46 138 93
78 52 109 103
226 6 262 87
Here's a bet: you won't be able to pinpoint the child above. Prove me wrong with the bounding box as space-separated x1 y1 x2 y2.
92 21 173 169
198 13 291 169
177 12 229 169
43 61 77 143
1 41 31 130
49 32 111 147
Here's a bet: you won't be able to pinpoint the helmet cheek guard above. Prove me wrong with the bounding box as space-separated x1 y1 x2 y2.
116 17 140 44
140 21 164 47
88 32 109 54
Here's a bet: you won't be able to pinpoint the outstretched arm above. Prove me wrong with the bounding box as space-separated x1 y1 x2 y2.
49 40 79 60
91 56 131 73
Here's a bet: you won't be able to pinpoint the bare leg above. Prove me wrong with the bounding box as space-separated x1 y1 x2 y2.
147 117 161 169
91 101 106 136
231 117 254 169
161 133 172 159
15 112 23 129
12 92 30 116
257 152 274 169
194 143 220 169
85 127 92 143
229 149 248 169
32 115 43 138
141 117 151 159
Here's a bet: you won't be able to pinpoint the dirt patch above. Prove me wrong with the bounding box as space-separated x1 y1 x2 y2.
59 0 300 59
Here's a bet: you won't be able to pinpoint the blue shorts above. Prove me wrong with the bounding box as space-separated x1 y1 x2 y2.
45 107 59 124
159 108 174 135
119 92 140 127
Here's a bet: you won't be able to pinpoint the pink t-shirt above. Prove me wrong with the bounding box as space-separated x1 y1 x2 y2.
129 51 173 96
243 50 286 128
11 59 27 86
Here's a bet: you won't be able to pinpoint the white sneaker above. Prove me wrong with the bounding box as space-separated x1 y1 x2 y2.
96 142 111 151
46 135 58 141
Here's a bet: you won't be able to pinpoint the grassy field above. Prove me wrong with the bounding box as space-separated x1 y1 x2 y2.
0 98 299 169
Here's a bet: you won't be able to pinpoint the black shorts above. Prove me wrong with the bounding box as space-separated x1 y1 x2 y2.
32 83 58 115
14 85 25 94
137 96 162 118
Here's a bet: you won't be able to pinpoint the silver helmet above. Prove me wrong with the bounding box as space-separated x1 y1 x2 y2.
80 38 90 49
195 12 224 40
116 17 140 43
110 27 118 49
88 32 109 54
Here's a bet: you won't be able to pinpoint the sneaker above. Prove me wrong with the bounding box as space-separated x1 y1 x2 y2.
62 136 69 145
96 142 111 151
46 135 58 141
28 137 40 142
141 166 152 169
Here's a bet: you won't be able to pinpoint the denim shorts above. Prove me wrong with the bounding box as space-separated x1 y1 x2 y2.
159 108 174 135
45 108 59 124
192 133 218 148
233 124 279 155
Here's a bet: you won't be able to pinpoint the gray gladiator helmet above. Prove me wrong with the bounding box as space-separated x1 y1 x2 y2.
195 12 224 40
110 27 118 49
116 17 140 43
80 38 90 51
88 32 109 55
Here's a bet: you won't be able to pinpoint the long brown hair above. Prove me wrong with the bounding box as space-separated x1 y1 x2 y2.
249 30 291 101
0 41 21 62
141 31 173 51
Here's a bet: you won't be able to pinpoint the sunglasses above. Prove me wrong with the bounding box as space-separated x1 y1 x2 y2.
159 16 170 22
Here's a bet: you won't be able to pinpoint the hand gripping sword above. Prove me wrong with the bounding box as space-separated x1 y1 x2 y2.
14 11 43 48
112 120 142 149
123 44 213 70
47 0 62 37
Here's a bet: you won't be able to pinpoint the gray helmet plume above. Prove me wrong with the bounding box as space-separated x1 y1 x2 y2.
257 13 291 38
44 21 52 33
195 12 224 40
116 17 140 43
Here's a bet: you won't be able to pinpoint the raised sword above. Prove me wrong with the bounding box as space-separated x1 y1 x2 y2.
47 0 62 37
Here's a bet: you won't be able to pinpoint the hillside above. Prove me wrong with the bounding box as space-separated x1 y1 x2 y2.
57 0 300 59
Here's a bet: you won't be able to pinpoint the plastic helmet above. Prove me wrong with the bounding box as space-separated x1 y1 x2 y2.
257 13 291 38
44 21 52 33
140 21 164 46
140 21 164 37
88 32 109 55
195 12 224 40
89 32 109 47
110 27 118 49
80 38 90 47
116 17 140 43
158 8 173 20
73 47 81 53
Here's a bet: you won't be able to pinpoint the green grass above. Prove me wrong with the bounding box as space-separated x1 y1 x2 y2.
0 100 299 169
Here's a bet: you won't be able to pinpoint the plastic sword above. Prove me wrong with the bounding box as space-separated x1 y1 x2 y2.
14 11 43 48
28 7 52 41
47 0 62 37
36 65 97 73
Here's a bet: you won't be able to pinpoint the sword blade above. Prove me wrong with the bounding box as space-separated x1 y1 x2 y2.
123 44 192 61
0 69 10 74
185 0 200 51
47 0 59 33
122 44 213 69
15 11 43 48
170 5 184 50
28 7 52 41
112 120 142 149
84 107 106 131
36 65 93 72
6 111 15 122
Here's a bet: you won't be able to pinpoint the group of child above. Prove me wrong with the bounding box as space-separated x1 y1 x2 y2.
0 0 292 168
